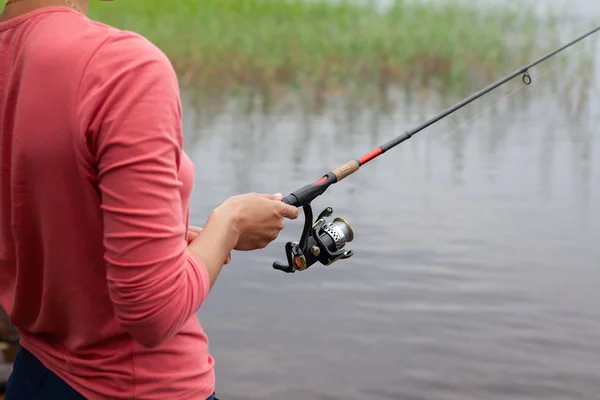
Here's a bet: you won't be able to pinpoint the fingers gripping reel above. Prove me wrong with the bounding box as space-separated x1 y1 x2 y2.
272 204 354 273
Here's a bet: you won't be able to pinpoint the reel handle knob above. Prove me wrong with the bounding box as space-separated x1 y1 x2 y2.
272 260 295 273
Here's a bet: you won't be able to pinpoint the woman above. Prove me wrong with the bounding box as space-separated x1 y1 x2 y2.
0 0 299 399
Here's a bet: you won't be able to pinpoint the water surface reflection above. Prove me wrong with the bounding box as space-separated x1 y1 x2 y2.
181 12 600 399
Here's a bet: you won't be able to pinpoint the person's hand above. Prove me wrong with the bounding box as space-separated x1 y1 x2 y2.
187 225 231 265
216 192 299 251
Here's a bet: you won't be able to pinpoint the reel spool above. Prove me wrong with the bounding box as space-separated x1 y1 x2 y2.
273 204 354 273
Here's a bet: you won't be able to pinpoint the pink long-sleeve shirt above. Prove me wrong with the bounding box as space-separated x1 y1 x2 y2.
0 7 215 399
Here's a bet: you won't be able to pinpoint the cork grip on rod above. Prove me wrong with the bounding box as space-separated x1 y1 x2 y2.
332 160 360 181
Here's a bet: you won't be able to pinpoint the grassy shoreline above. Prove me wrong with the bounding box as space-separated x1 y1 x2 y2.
88 0 565 100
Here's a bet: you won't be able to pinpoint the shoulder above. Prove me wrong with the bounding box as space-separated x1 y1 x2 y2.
88 25 175 73
60 18 183 143
27 11 177 91
80 22 179 91
23 11 175 81
19 11 180 106
73 20 181 121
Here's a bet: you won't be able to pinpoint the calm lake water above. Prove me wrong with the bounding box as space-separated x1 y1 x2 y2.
184 3 600 399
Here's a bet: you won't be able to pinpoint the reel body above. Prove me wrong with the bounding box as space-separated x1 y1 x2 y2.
273 204 354 273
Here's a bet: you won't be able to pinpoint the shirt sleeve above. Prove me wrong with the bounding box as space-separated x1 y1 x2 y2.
75 31 210 348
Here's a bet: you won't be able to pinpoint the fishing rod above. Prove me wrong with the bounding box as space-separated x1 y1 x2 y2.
272 25 600 274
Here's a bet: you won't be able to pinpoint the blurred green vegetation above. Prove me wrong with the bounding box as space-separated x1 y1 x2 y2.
88 0 568 101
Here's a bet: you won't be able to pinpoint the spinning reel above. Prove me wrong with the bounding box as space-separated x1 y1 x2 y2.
271 169 358 273
272 203 354 273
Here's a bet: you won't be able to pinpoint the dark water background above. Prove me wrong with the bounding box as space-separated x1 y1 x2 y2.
184 1 600 398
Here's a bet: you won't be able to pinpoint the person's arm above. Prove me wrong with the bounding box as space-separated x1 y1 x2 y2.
76 32 234 348
187 225 233 267
186 212 236 290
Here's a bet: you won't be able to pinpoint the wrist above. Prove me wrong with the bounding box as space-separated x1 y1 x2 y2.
186 207 239 289
207 203 241 250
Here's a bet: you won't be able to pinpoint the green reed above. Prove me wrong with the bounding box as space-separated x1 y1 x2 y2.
88 0 568 100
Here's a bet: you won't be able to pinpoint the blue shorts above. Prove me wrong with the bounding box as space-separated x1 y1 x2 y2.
5 346 218 399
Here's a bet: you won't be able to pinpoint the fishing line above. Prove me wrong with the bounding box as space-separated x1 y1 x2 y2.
269 25 600 274
431 49 585 145
332 44 592 206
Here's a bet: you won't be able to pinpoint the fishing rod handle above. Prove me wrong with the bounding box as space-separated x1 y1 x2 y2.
282 195 294 205
281 173 336 207
281 160 360 207
332 160 359 181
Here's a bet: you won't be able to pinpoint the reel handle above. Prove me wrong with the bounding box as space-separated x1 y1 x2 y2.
272 260 295 273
